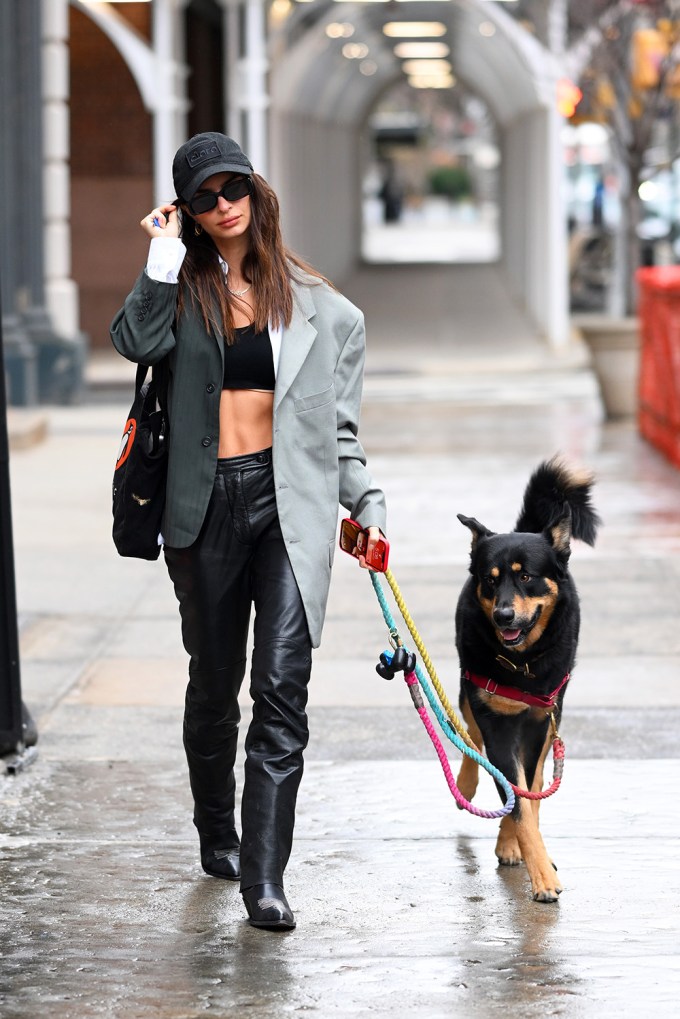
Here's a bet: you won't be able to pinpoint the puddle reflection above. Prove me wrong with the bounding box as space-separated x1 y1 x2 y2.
455 835 583 1006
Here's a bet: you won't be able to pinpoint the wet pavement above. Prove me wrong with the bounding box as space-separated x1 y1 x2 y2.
3 264 680 1017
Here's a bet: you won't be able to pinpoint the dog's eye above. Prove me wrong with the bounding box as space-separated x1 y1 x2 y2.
485 575 496 587
520 572 532 583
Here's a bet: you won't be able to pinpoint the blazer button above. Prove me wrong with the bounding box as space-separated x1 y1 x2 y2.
201 436 212 447
206 383 215 394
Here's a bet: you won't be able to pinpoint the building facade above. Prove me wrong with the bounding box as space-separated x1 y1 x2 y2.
1 0 570 405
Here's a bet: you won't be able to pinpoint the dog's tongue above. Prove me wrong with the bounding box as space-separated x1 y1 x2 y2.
502 628 522 642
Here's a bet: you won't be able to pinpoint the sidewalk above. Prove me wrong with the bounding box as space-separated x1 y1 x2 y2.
3 354 680 1016
3 250 680 1016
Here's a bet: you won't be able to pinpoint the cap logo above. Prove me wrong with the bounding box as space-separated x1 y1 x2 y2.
186 141 221 169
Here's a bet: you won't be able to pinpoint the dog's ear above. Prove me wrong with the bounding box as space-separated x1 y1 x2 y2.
545 507 572 559
457 514 495 550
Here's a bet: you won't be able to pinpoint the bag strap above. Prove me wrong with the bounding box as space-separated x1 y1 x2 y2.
153 359 169 412
134 361 169 413
134 363 150 393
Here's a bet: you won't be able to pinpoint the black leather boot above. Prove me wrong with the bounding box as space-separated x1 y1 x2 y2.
200 845 240 881
241 884 295 930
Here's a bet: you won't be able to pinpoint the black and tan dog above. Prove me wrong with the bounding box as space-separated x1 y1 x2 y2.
455 457 599 902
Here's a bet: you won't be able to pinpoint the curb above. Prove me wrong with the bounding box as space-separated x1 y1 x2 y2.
7 410 49 452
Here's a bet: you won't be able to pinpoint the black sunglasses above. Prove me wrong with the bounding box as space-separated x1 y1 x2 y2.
186 176 253 216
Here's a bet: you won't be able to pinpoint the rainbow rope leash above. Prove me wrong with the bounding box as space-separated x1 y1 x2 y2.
370 568 565 813
370 570 515 818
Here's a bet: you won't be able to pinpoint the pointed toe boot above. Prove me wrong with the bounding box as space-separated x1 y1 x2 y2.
200 846 241 881
242 883 296 930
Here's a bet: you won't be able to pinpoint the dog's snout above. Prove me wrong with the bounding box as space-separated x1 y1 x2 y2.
493 605 515 626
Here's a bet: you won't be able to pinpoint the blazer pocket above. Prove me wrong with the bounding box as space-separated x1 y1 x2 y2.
294 384 335 414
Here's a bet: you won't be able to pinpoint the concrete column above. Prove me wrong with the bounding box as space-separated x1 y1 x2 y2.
542 1 570 347
0 0 39 405
42 0 81 343
501 107 568 350
220 0 241 141
528 106 569 350
543 104 569 348
152 0 189 201
0 0 85 406
500 121 526 309
238 0 269 175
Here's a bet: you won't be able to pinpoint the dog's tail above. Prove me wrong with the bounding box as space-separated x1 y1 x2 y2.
514 456 600 546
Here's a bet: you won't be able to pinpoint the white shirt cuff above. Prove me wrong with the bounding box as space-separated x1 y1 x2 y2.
145 237 186 284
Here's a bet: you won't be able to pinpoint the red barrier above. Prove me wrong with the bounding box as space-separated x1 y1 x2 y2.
637 266 680 468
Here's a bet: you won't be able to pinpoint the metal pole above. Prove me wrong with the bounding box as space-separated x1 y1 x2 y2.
0 285 37 768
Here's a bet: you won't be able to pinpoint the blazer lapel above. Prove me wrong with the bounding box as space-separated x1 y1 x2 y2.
274 282 317 410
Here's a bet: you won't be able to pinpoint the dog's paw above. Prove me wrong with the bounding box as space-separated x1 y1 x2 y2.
531 871 563 903
532 884 562 903
495 837 523 866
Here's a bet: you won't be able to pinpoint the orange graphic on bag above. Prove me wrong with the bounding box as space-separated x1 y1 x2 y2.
115 418 137 470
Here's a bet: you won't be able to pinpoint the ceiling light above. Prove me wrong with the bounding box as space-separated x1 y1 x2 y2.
479 21 496 37
360 60 378 76
326 22 355 39
343 42 370 59
394 42 449 58
383 22 446 37
401 59 452 76
270 0 293 22
408 75 455 89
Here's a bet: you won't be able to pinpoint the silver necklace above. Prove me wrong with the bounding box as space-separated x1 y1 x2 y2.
227 282 251 297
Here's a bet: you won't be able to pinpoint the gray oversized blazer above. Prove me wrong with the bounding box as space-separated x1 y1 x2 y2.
110 266 387 647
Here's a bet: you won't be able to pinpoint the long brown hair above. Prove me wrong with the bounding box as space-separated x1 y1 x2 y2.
176 174 333 343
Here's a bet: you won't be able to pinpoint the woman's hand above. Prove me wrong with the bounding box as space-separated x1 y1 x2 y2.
358 526 384 571
140 204 180 239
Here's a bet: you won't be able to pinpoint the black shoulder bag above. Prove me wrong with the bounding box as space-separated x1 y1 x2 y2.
112 361 169 561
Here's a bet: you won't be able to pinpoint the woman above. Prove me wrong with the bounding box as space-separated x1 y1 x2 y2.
111 132 386 931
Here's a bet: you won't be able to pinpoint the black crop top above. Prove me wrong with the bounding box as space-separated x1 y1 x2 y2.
223 324 275 392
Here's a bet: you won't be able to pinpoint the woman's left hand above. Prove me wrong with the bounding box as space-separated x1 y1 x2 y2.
358 526 384 571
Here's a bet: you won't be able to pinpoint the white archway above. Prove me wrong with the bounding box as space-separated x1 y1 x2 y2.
269 0 569 348
65 0 570 349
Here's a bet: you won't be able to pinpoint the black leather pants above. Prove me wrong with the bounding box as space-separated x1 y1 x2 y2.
164 449 312 889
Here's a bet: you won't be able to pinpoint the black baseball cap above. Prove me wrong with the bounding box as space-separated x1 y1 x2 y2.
173 132 254 202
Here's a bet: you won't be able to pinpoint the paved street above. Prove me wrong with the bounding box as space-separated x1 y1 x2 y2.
2 262 680 1017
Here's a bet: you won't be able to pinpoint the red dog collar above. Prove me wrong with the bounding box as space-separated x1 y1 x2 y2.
464 670 570 710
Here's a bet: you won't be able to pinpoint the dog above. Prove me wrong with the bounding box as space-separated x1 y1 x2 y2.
455 457 599 902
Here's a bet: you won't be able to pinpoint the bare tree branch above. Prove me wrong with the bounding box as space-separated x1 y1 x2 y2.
566 0 636 79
